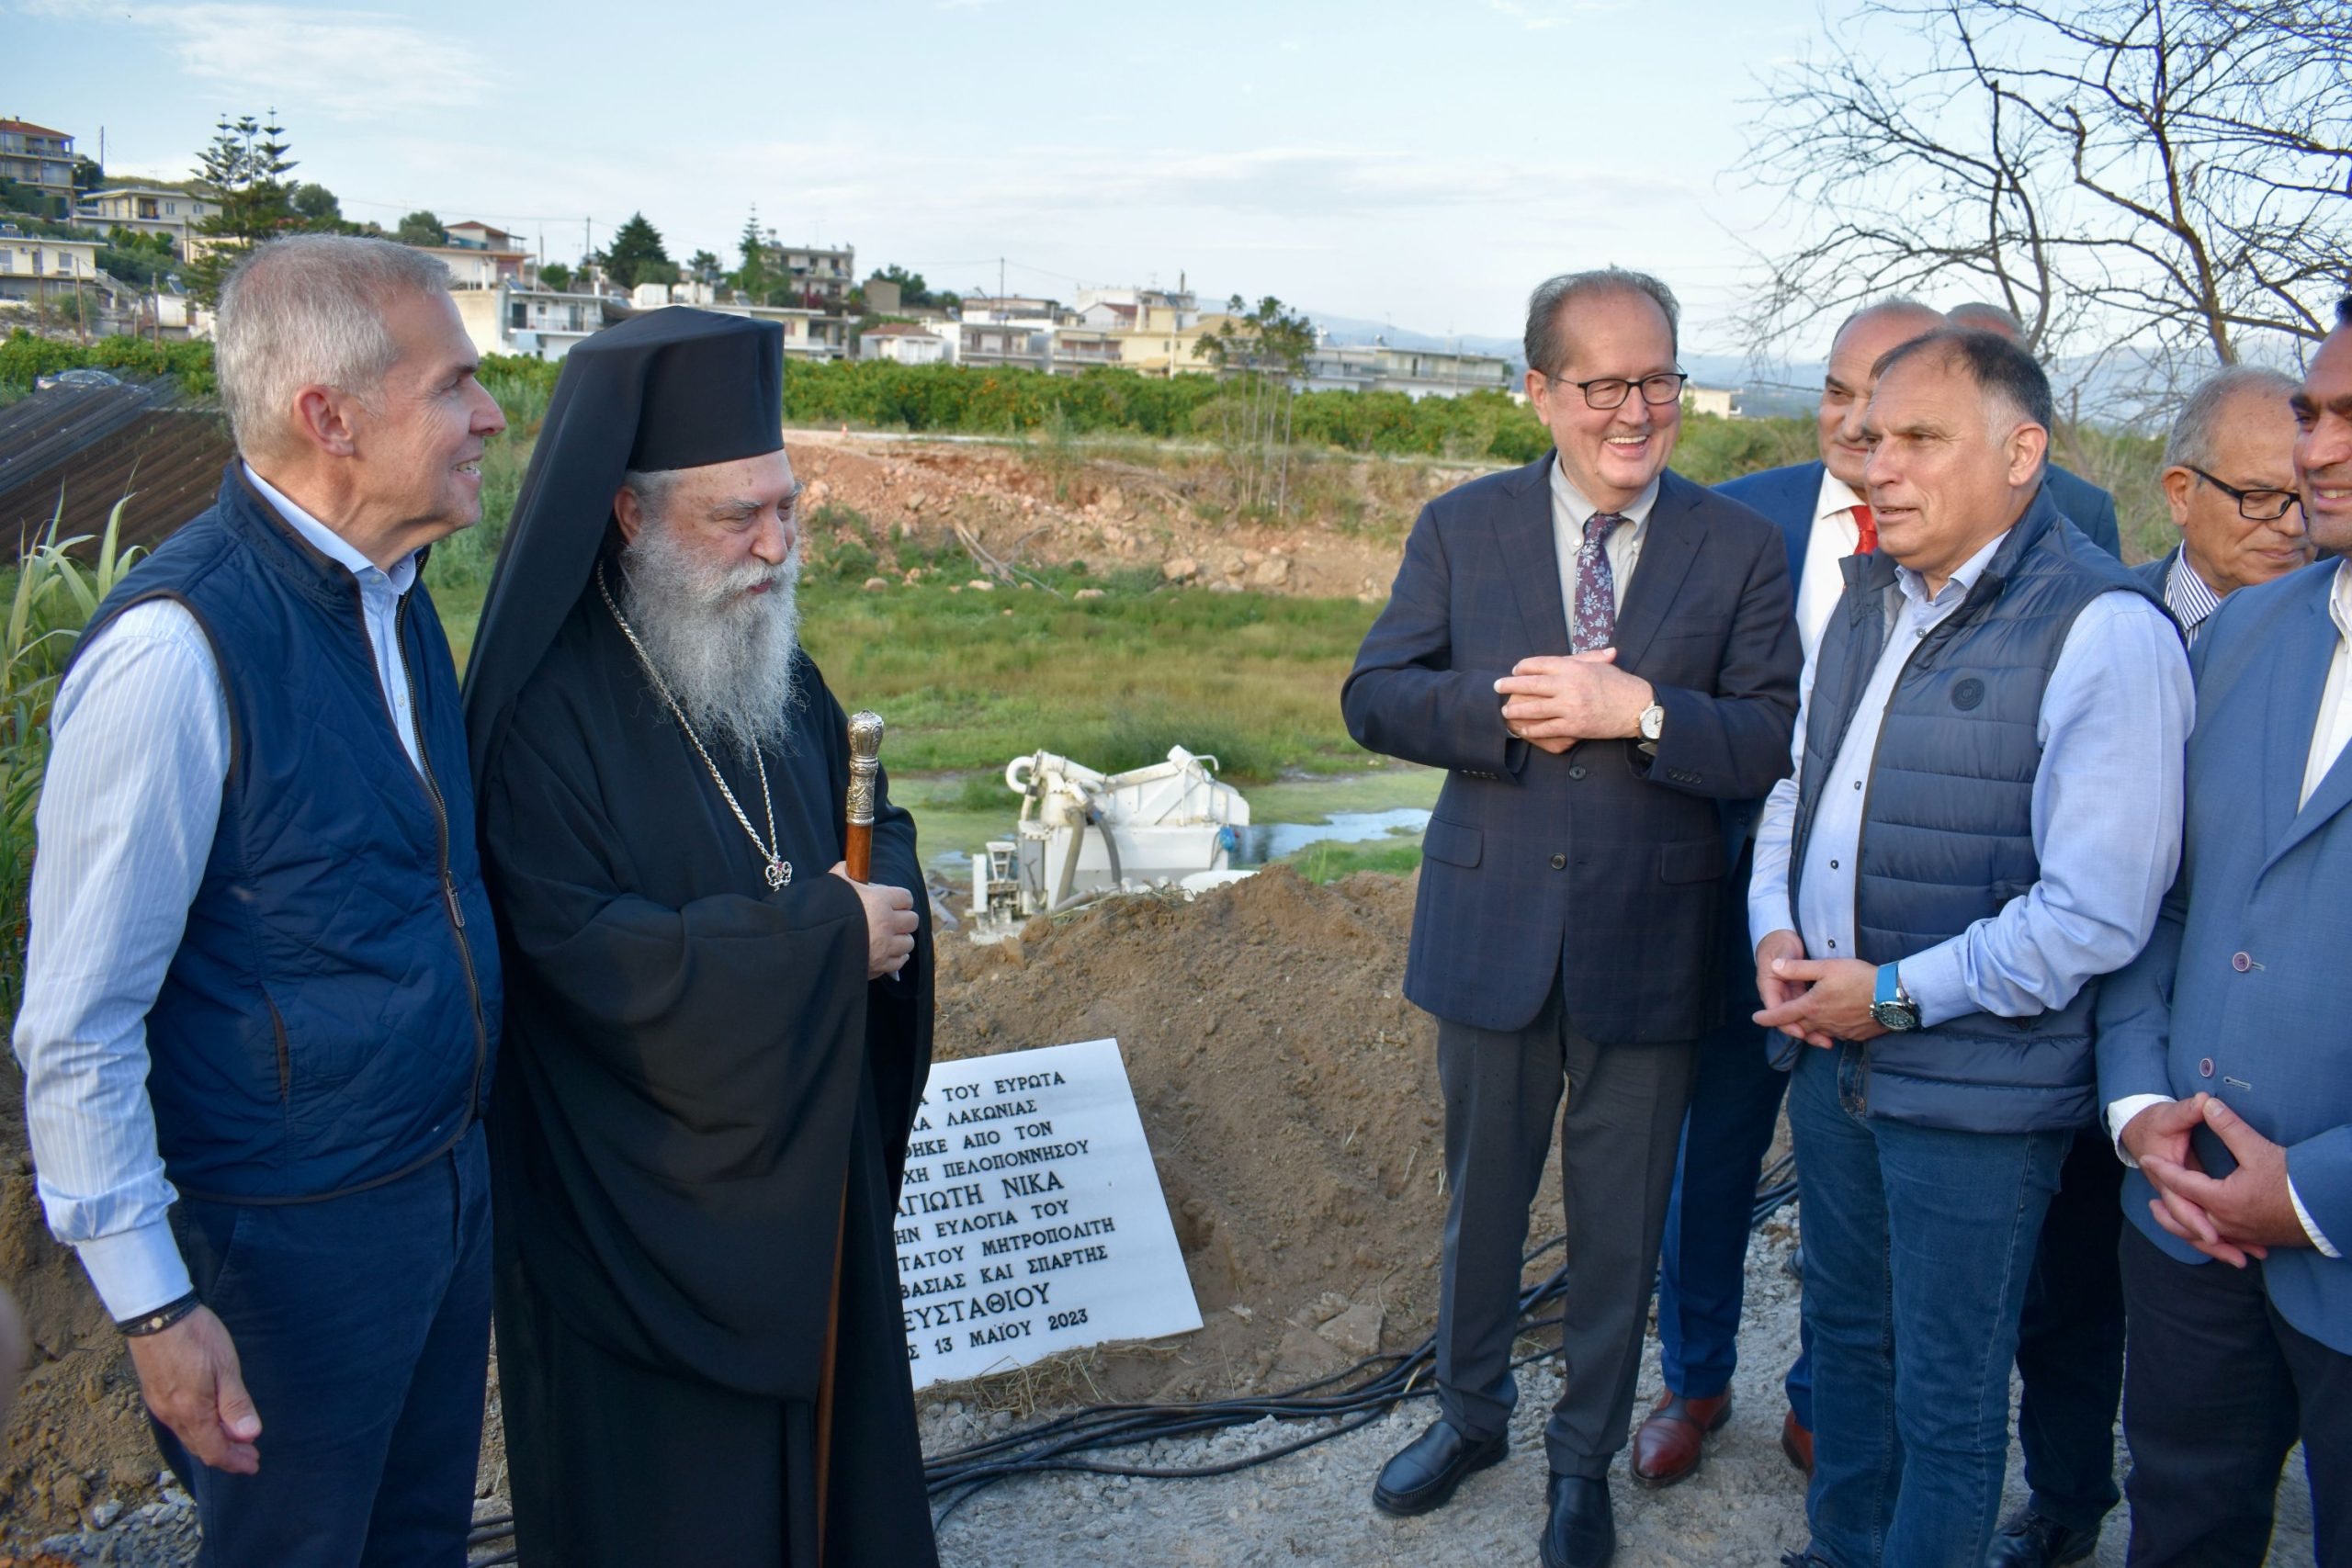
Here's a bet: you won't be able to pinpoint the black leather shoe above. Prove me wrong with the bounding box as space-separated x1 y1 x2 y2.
1371 1418 1507 1517
1539 1473 1614 1568
1986 1511 2100 1567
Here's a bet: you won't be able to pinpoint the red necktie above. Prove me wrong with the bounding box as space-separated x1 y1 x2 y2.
1852 502 1878 555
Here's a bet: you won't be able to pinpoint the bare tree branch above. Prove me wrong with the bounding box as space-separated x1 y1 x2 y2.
1738 0 2351 415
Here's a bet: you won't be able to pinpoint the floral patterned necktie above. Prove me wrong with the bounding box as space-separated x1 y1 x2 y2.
1573 512 1625 652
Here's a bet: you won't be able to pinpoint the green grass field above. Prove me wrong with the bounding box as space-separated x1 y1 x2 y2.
793 576 1381 780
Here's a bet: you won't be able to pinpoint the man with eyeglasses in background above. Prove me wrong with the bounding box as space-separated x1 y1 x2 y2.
1345 267 1799 1568
2140 367 2310 644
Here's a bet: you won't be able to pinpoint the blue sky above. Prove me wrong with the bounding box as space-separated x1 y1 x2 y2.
9 0 1868 354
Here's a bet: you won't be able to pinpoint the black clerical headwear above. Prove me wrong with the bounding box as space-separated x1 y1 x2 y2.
462 307 785 779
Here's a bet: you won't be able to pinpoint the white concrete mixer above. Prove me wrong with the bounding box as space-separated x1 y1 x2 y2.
969 746 1253 938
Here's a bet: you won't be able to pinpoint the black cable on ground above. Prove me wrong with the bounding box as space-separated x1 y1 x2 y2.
920 1156 1801 1530
460 1161 1800 1557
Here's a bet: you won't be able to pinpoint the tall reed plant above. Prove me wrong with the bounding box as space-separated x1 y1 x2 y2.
0 494 143 1011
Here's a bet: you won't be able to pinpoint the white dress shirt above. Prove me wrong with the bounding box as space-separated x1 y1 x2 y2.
10 466 423 1319
1549 458 1657 620
1750 532 2191 1032
2105 556 2352 1257
1793 469 1867 664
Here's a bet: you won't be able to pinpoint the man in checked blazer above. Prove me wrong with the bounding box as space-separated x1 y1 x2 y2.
1342 267 1800 1568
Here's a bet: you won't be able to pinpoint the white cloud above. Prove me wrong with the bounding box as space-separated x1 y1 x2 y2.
23 1 495 120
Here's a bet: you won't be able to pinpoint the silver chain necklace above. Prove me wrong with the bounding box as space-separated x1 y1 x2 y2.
597 563 792 890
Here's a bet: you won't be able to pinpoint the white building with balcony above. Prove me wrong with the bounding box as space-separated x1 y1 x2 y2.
1301 340 1512 400
0 224 101 309
415 220 532 290
75 186 222 257
859 321 955 365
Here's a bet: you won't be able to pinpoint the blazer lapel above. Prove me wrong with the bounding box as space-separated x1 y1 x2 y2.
1611 473 1701 671
1501 455 1571 657
2259 586 2341 870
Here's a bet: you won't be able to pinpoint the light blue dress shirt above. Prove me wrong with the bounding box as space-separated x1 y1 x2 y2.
1749 529 2193 1031
10 466 421 1319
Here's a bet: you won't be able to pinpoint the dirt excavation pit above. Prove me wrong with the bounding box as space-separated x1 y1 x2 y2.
929 866 1523 1409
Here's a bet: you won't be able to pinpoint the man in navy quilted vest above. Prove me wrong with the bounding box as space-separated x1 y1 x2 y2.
12 234 505 1564
1747 328 2191 1568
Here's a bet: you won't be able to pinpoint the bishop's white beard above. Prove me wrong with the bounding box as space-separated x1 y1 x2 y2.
616 518 803 759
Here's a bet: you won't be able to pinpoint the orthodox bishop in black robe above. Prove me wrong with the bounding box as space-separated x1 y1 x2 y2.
463 310 936 1565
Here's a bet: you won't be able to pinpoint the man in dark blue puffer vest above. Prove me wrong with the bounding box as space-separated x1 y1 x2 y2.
1746 329 2192 1568
12 234 505 1564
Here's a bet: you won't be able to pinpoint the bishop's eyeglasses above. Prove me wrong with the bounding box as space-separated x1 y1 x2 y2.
1545 370 1690 410
2185 466 2301 522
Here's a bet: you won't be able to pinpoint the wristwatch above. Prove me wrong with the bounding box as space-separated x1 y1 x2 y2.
1636 703 1664 756
1871 964 1922 1032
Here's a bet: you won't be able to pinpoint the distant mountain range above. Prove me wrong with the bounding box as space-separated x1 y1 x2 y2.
1310 308 2197 430
1306 310 1820 414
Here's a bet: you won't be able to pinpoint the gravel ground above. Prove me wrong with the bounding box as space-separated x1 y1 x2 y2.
926 1225 2316 1568
29 1225 2314 1566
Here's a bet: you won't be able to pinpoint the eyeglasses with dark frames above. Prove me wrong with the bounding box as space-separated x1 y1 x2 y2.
2185 465 2301 523
1545 370 1690 411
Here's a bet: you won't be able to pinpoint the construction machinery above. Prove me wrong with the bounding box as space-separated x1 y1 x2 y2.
969 747 1252 938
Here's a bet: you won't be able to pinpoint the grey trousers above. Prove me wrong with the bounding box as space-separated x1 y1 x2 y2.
1433 987 1698 1480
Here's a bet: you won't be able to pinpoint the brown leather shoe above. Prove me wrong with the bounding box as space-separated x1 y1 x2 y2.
1780 1408 1814 1476
1629 1390 1733 1487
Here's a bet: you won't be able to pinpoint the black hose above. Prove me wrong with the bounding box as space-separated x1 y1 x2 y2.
919 1156 1801 1530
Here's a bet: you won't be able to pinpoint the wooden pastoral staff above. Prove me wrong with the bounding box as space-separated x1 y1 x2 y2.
819 708 887 1555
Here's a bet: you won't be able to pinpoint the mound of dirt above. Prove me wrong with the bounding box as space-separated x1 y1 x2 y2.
3 866 1504 1543
0 1070 160 1540
929 866 1555 1406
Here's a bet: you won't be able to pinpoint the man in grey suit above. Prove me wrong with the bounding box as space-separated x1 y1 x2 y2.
2095 300 2352 1566
1344 268 1799 1568
2137 367 2309 643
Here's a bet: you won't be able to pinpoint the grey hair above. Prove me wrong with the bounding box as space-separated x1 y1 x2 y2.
1524 267 1679 378
215 234 454 458
1945 301 2028 344
620 468 684 519
2162 366 2301 471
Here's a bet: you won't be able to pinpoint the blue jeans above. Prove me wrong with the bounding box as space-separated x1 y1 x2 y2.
1789 1043 2066 1568
157 1123 492 1568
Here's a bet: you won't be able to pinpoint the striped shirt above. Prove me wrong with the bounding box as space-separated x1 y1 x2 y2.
9 467 420 1319
2164 549 2226 646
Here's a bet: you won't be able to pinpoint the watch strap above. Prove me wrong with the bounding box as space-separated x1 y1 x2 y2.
119 1291 200 1338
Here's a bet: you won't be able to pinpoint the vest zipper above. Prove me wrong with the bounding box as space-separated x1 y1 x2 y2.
266 996 290 1100
360 590 491 1122
1849 637 1933 960
1847 579 1996 963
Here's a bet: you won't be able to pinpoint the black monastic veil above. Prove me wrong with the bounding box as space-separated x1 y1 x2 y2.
461 310 937 1566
